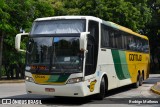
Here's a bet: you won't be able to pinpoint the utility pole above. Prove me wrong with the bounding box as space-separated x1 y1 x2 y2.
0 32 4 79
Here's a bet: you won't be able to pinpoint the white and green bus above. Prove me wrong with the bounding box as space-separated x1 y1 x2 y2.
15 16 150 100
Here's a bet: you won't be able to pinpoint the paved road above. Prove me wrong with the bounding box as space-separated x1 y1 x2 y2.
0 74 160 107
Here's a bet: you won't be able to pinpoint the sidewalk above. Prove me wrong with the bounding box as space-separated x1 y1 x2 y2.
0 79 25 84
151 82 160 95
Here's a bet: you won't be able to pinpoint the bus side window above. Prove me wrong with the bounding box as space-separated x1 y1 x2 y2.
109 31 115 48
142 40 149 53
114 30 123 49
86 44 94 65
101 24 109 48
123 33 128 50
88 20 99 44
136 39 142 52
128 36 136 51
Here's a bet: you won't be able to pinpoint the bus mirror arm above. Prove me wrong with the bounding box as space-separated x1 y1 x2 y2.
79 32 90 51
15 33 29 52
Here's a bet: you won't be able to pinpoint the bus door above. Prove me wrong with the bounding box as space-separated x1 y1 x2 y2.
84 36 95 78
84 20 99 80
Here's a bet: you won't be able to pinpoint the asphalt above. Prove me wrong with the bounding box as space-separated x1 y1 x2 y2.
151 82 160 95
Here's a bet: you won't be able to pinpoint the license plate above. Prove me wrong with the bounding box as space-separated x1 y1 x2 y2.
45 88 55 92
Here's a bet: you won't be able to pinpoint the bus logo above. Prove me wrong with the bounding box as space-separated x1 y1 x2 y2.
129 54 142 61
88 80 97 92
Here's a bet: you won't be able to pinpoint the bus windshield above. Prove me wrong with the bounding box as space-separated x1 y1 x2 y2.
30 19 86 34
27 36 83 73
52 37 82 73
27 37 53 65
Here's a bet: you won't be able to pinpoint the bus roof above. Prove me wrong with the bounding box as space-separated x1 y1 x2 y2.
34 16 148 40
35 16 102 22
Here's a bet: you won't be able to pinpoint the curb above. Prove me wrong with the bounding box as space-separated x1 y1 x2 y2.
0 80 25 84
150 83 160 95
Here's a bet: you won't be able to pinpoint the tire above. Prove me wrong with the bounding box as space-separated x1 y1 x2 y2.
96 77 105 100
139 75 143 86
133 75 140 88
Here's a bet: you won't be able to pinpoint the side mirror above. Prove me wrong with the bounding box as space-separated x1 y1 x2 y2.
15 33 29 52
79 32 90 51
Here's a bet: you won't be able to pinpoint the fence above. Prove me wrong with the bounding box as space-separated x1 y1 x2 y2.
0 63 25 80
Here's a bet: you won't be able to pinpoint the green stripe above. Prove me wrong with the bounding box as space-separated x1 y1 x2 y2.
47 74 70 83
111 50 130 80
119 51 131 79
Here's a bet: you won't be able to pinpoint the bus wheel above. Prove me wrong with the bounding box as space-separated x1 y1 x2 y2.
133 75 140 88
139 75 143 86
96 77 105 100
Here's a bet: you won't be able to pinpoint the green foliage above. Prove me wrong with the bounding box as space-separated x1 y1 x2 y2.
0 0 11 32
79 0 151 31
33 0 55 18
145 0 160 72
1 0 55 66
0 0 155 74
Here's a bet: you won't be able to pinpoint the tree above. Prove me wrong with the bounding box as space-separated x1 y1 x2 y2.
38 0 151 32
0 0 156 78
0 0 55 79
79 0 151 32
0 0 11 78
145 0 160 73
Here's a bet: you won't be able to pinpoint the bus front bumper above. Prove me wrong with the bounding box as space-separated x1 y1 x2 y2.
25 81 89 97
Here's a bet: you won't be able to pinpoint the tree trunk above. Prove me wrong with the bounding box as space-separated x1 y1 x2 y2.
0 32 4 79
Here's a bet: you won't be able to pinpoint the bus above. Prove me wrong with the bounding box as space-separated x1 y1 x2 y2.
15 16 150 100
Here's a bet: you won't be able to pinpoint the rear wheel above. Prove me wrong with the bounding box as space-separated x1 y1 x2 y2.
96 77 105 100
133 75 140 88
139 75 143 86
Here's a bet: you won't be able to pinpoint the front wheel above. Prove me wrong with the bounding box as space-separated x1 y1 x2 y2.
96 77 106 100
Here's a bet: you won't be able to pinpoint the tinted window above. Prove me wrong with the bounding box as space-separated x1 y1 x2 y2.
114 30 123 49
101 24 109 47
85 20 99 76
101 23 149 53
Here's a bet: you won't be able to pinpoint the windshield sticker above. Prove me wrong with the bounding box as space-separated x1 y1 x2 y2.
64 57 70 62
54 37 60 43
87 79 97 92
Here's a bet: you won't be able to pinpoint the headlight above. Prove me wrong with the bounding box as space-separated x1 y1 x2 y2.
67 77 83 84
25 76 34 83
